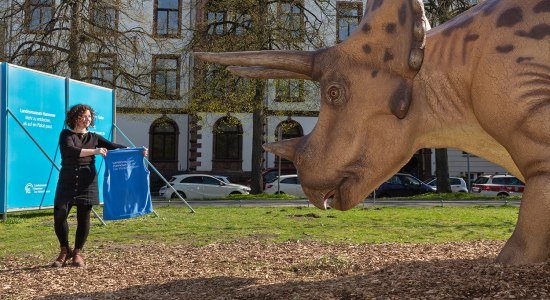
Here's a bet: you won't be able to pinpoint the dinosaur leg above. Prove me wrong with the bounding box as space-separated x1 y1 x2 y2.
497 174 550 265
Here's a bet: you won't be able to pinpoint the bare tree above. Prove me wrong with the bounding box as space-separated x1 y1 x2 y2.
188 0 343 193
0 0 169 99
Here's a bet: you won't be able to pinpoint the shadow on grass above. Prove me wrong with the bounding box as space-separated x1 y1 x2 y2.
41 258 550 299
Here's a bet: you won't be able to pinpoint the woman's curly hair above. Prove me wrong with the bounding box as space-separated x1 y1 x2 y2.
65 104 95 129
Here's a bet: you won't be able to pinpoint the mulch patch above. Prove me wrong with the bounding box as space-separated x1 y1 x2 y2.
1 241 549 299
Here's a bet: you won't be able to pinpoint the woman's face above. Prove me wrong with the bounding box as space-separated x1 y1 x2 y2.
77 110 92 129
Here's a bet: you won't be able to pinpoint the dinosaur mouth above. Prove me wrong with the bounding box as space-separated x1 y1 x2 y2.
323 190 336 209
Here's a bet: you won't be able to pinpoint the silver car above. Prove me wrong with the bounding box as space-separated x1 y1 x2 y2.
425 177 468 193
264 174 305 197
159 174 251 199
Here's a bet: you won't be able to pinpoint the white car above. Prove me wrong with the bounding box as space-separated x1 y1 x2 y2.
470 175 524 197
264 174 305 197
159 174 251 199
425 177 468 193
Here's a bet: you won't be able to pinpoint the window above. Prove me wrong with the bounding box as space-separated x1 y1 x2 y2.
232 13 251 35
275 79 304 102
203 176 221 185
279 1 303 39
213 116 242 161
154 0 181 37
281 177 298 184
25 51 53 72
182 176 202 184
336 1 362 43
275 120 303 165
24 0 54 32
149 118 179 162
207 10 227 35
88 53 116 88
152 55 180 99
91 2 119 31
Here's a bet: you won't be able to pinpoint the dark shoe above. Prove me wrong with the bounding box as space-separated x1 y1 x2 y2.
51 246 72 268
72 248 85 268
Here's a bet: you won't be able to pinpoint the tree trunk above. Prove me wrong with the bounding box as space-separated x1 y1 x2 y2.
250 80 266 194
435 148 452 193
68 1 82 80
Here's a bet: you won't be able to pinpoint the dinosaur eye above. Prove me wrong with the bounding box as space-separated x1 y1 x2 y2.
326 85 344 105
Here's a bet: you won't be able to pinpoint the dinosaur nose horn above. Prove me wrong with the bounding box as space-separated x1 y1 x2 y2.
262 137 303 162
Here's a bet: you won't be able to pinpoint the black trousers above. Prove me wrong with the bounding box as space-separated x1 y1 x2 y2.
53 203 92 250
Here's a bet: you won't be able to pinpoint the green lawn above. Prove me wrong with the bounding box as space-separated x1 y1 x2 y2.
0 205 518 258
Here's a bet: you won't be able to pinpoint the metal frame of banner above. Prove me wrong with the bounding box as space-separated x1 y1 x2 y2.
1 63 8 222
113 123 195 214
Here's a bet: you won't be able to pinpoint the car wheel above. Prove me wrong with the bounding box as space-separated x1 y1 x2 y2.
275 191 285 195
171 191 187 199
497 192 509 198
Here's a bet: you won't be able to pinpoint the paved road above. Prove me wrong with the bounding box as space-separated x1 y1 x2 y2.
153 198 521 209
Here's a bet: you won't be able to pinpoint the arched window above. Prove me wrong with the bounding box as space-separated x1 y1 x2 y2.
213 116 243 170
275 120 303 165
149 117 179 162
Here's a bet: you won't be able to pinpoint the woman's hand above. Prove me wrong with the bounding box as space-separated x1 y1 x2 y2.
95 148 107 157
143 147 148 157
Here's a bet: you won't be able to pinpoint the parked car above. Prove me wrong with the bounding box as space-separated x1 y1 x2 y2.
425 177 468 193
263 167 297 184
159 174 251 199
470 174 524 197
375 173 436 198
264 174 306 197
214 175 232 184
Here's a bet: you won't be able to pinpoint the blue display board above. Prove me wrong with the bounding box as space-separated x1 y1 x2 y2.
0 64 115 213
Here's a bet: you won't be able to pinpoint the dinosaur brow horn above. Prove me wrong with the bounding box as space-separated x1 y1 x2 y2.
194 50 315 77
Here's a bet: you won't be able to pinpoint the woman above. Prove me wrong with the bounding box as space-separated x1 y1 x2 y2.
51 104 145 268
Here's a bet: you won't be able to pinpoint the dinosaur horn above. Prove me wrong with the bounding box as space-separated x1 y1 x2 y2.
194 51 315 77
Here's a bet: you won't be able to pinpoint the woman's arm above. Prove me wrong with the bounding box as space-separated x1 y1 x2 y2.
96 134 126 150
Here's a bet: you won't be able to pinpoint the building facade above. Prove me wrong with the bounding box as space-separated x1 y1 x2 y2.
1 0 505 191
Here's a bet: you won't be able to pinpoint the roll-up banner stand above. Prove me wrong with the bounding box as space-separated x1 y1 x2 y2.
0 63 114 219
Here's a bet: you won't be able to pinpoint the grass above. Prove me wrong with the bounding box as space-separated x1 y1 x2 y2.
0 205 519 259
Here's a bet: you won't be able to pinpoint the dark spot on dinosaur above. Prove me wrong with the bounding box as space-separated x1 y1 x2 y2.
383 49 394 62
516 57 534 63
496 7 523 28
362 23 371 33
462 34 480 64
516 24 550 40
442 16 474 36
389 81 411 119
371 69 379 78
363 44 372 54
372 0 384 11
385 23 396 34
534 0 550 13
464 34 479 42
496 44 514 53
398 4 407 26
483 0 500 16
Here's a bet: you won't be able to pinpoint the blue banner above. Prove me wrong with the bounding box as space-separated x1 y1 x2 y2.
5 65 65 210
0 64 116 213
103 147 152 220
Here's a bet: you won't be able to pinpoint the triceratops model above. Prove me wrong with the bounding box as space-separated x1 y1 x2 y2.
196 0 550 264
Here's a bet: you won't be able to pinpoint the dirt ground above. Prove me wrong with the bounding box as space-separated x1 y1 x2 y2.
1 240 549 299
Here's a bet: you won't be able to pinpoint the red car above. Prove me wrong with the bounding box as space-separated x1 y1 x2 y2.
471 175 525 197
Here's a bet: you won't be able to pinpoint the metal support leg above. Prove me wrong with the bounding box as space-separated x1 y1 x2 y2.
92 208 106 226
